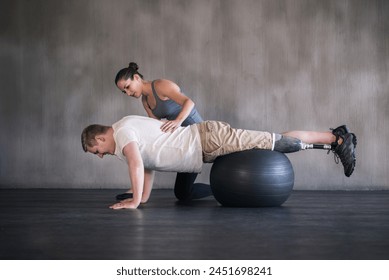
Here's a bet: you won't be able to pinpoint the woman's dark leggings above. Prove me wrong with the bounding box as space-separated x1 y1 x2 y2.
174 172 213 201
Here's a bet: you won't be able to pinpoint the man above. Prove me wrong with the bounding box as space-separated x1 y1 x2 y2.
81 116 356 209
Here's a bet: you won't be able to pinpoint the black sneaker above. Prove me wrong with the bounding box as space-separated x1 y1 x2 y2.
329 124 357 160
331 124 357 147
331 125 349 137
116 193 133 200
332 133 356 177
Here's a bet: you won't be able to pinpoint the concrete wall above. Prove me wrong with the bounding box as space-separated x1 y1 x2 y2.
1 0 388 190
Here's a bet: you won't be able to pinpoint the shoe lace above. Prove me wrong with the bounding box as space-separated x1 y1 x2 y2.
327 149 340 164
328 132 341 165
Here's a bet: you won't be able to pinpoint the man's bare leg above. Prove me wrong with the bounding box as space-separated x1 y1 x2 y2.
282 131 336 145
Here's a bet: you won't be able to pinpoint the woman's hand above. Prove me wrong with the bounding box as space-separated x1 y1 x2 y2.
160 119 183 133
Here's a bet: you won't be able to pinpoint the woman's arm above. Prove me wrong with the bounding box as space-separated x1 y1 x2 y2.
155 79 195 132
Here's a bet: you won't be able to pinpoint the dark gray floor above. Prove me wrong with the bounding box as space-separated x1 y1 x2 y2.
0 189 388 260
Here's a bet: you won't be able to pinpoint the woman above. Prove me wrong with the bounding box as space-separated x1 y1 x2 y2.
114 62 212 201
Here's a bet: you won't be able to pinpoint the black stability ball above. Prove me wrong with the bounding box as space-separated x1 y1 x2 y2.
210 150 294 207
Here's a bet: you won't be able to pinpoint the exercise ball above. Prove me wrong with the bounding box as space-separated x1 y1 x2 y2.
210 150 294 207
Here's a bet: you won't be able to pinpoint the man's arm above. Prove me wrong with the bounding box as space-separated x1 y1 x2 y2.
141 169 155 203
110 141 144 209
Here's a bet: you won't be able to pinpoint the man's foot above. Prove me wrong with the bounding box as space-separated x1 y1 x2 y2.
116 193 133 200
331 132 357 177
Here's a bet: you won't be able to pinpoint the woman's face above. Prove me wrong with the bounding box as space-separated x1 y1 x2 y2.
116 75 143 98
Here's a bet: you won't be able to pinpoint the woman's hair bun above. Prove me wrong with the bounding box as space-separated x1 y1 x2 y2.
128 62 139 71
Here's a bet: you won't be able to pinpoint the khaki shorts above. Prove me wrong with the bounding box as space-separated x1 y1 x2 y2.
195 121 273 163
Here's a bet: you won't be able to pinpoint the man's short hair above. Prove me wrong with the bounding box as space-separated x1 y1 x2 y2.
81 124 110 152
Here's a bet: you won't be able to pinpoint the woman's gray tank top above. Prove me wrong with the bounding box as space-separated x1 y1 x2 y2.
151 80 203 126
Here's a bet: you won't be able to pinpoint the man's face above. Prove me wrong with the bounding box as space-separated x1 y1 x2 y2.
87 136 115 158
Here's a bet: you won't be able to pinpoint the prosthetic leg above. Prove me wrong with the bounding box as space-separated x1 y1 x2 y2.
273 134 332 153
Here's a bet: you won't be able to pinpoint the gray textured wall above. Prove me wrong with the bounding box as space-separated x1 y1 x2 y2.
1 0 388 190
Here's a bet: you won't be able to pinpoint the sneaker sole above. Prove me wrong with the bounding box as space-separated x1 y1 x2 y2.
345 133 356 177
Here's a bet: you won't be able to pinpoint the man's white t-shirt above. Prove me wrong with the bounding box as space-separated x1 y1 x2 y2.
112 116 203 173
